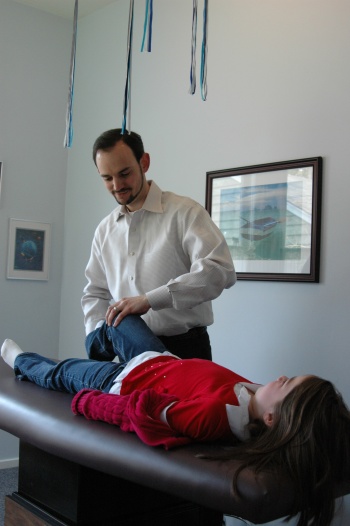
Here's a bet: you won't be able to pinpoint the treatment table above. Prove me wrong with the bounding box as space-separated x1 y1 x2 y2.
0 358 349 526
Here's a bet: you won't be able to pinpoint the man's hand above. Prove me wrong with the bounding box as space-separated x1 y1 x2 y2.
106 295 151 327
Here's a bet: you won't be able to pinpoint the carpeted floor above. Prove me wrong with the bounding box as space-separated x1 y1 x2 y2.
0 468 18 526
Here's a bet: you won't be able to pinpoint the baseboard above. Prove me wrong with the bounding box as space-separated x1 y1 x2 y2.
0 458 19 469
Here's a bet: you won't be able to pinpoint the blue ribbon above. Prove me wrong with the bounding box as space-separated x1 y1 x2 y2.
141 0 153 52
189 0 198 94
200 0 208 101
122 0 134 134
64 0 78 148
189 0 208 100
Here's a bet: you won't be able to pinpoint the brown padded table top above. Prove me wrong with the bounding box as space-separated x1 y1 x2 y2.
0 358 348 524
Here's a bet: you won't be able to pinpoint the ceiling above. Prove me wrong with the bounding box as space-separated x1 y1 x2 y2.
12 0 117 19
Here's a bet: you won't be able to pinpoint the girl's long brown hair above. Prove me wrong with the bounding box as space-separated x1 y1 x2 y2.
212 377 350 526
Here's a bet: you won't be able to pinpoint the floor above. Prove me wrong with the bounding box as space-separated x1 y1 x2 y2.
0 468 18 526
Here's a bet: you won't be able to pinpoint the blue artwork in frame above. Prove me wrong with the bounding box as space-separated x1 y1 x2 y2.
7 219 51 281
13 228 46 272
206 157 322 282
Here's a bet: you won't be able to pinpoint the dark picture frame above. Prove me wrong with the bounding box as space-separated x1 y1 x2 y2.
206 157 322 282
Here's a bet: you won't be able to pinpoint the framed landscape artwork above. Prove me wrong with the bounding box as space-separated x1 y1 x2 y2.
206 157 322 282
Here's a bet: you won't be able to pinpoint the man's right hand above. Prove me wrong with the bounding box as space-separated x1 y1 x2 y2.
106 295 151 327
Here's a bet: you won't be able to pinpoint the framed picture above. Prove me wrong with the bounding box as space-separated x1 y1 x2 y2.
206 157 322 282
7 219 51 281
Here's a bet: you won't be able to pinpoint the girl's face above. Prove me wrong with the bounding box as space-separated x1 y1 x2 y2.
250 375 311 426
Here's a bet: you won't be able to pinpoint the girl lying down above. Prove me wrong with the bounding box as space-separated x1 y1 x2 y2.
2 315 350 526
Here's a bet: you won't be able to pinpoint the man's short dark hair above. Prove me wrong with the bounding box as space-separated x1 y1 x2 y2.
92 129 145 165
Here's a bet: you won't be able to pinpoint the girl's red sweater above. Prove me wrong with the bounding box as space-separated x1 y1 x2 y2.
119 356 251 442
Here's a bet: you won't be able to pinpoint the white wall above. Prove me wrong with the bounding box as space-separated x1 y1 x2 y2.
61 0 350 401
0 0 71 462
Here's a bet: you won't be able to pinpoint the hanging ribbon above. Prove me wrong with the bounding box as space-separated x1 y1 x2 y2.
200 0 208 101
64 0 78 148
141 0 153 52
189 0 198 94
121 0 135 134
189 0 208 100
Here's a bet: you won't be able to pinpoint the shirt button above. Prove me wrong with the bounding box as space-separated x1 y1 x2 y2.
130 276 134 281
129 252 135 256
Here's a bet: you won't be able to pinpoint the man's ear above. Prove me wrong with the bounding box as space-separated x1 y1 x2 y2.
140 153 150 173
263 411 274 427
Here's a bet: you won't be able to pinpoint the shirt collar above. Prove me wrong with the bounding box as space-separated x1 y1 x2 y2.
116 180 163 221
226 382 261 442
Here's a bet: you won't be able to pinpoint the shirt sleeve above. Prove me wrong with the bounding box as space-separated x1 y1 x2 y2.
72 388 192 449
81 232 113 335
146 204 236 311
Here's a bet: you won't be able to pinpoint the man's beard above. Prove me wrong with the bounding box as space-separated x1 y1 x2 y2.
113 171 144 206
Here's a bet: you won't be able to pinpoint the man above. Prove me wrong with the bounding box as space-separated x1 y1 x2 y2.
82 129 236 360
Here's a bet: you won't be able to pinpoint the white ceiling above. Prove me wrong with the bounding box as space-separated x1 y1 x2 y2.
11 0 117 19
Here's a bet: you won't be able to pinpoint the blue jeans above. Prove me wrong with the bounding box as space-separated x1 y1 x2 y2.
14 315 168 394
86 317 212 361
85 315 167 361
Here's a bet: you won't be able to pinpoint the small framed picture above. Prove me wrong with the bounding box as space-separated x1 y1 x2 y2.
206 157 322 282
7 219 51 281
